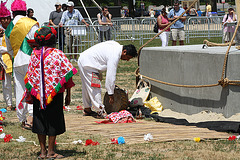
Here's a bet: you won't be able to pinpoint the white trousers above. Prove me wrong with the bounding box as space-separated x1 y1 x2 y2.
14 65 33 122
2 72 12 106
159 31 170 47
78 60 104 112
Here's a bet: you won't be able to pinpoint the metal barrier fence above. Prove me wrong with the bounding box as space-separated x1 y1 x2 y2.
221 22 236 43
140 18 160 44
53 25 99 55
186 16 224 43
93 18 142 43
44 16 225 55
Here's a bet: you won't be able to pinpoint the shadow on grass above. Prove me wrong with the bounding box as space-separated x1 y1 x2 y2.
2 121 17 127
36 149 87 158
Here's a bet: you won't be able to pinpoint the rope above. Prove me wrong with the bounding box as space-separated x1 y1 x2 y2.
236 45 240 49
228 80 240 83
203 39 236 47
135 68 219 88
220 20 240 81
137 0 198 55
141 74 219 88
135 68 240 88
135 2 240 89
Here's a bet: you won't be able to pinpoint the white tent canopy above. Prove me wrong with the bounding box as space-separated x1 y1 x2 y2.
5 0 68 26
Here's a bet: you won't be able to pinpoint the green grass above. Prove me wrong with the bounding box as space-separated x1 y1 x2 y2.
1 137 238 159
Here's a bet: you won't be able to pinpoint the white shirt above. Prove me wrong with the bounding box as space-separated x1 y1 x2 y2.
5 15 39 67
150 10 155 18
79 41 123 95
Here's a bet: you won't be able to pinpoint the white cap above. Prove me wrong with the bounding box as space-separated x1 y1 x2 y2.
66 1 74 7
55 2 61 6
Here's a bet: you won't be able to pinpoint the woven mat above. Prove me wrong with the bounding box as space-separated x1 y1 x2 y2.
65 114 230 144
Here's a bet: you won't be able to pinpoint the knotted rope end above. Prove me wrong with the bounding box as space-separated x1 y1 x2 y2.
218 78 229 88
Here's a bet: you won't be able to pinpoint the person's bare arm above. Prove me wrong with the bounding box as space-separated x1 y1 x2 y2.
49 19 56 26
98 13 113 26
97 13 105 25
65 88 71 106
106 13 113 26
179 16 187 22
81 19 89 27
168 17 175 21
171 15 187 22
222 15 227 26
105 13 112 23
233 12 237 21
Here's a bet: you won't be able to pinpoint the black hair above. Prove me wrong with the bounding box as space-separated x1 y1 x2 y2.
102 6 108 11
12 11 26 17
0 16 11 20
174 1 179 5
62 4 67 11
27 8 34 16
34 27 57 47
161 8 166 13
123 44 137 57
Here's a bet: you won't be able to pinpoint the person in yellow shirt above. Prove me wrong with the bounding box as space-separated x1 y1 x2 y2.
5 0 39 129
206 2 212 23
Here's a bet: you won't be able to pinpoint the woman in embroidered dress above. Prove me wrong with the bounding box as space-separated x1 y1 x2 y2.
25 26 77 159
157 8 170 47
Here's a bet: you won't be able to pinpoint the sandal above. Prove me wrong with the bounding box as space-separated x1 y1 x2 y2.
21 122 32 130
97 107 107 119
38 154 47 159
83 109 98 116
47 153 64 159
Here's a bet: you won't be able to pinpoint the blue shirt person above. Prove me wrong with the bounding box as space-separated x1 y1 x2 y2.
168 7 187 29
167 1 187 46
197 9 202 17
59 1 89 61
60 8 84 26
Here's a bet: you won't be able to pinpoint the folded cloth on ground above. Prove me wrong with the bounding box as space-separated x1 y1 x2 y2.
104 110 136 123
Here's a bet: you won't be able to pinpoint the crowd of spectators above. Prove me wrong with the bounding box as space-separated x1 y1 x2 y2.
1 0 236 55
